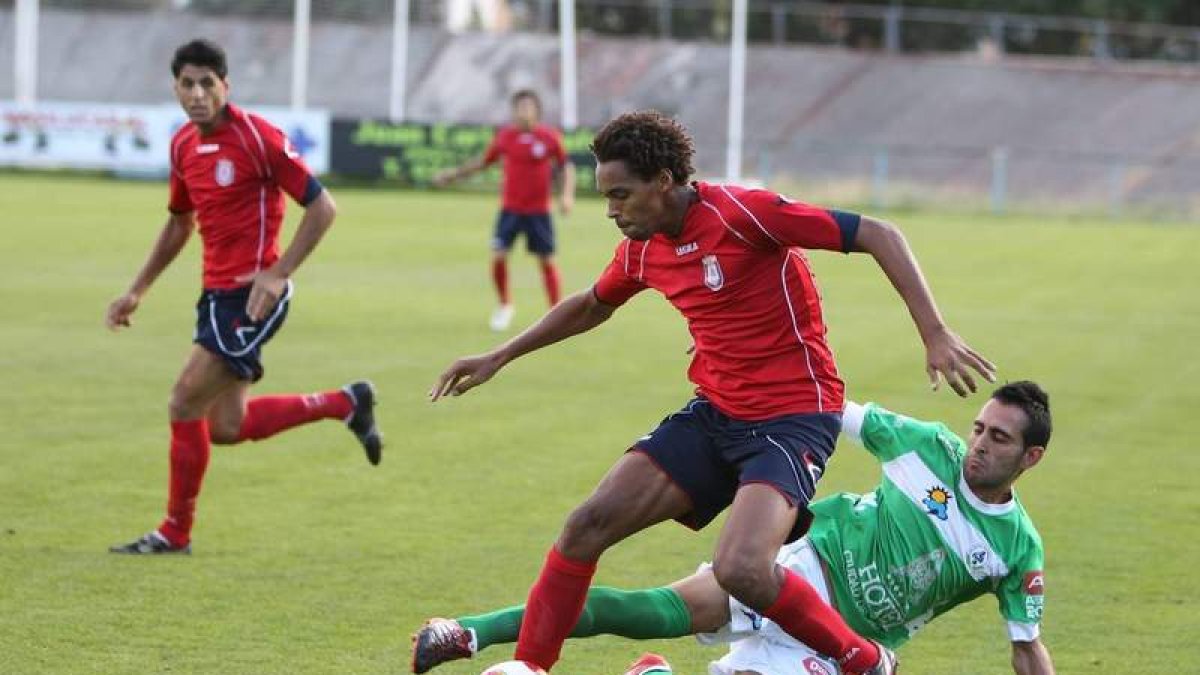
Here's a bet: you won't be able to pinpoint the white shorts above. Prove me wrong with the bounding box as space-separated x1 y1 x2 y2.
698 538 844 675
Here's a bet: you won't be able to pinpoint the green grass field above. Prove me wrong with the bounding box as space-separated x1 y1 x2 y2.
1 172 1197 674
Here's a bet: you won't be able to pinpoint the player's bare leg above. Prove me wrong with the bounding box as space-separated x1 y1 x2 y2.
204 377 381 464
535 253 561 308
110 346 239 554
667 568 731 635
513 452 691 670
714 485 892 674
490 249 515 331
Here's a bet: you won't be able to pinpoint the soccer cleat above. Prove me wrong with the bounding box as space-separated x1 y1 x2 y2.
489 304 515 331
861 642 899 675
623 652 672 675
344 380 383 465
108 531 191 555
411 618 475 673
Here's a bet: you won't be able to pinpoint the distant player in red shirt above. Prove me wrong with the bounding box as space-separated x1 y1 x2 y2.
428 112 995 674
434 90 575 331
105 39 383 555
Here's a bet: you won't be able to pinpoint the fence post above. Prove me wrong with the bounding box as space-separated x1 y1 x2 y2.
987 14 1005 54
772 3 787 45
659 0 673 38
884 5 901 53
990 146 1008 214
872 149 889 210
15 0 40 106
1093 20 1111 60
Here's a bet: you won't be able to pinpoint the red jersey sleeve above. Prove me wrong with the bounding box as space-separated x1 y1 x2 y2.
167 136 193 213
255 118 319 205
483 128 506 166
593 241 648 307
733 188 860 253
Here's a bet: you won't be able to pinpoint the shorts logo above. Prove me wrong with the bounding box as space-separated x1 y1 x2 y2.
739 608 763 631
701 254 724 291
922 486 952 521
802 657 835 675
215 158 235 187
1024 571 1044 595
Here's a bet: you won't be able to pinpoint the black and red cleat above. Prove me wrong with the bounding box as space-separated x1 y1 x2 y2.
411 618 475 673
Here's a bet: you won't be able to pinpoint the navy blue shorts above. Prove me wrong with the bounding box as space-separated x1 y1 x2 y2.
492 210 555 255
631 398 840 543
193 281 292 382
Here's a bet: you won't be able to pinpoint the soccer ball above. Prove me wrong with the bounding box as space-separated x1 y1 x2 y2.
479 662 547 675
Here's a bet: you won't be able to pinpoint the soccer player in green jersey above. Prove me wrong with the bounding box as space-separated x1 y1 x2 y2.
412 381 1055 675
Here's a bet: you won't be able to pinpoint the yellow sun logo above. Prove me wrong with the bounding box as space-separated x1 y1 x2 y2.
927 487 951 505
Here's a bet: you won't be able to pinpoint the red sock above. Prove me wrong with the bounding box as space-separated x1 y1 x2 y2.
762 568 880 674
539 260 561 306
514 547 597 670
238 390 354 442
492 258 510 305
157 419 211 547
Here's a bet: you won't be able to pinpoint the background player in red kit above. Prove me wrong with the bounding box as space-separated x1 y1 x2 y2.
105 39 383 555
428 112 995 674
434 90 576 331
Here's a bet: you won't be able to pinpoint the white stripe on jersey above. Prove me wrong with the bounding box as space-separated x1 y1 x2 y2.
881 452 1009 582
780 250 824 412
698 199 754 246
720 184 781 245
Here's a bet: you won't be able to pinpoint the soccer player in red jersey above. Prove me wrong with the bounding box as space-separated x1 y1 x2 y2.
434 90 575 331
429 111 995 674
105 39 383 555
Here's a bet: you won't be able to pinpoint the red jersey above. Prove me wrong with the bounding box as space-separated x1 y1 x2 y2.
168 103 318 290
594 182 861 420
483 123 567 214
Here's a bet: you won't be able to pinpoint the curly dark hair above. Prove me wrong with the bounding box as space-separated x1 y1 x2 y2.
171 39 227 79
991 381 1052 449
590 110 695 185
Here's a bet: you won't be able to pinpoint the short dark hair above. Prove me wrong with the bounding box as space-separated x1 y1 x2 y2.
991 381 1052 449
171 39 227 79
590 110 695 185
511 89 541 112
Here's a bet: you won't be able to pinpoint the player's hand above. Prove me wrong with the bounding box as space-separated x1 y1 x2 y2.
429 353 505 401
238 268 289 323
105 292 141 331
924 327 996 397
431 169 455 188
559 194 574 217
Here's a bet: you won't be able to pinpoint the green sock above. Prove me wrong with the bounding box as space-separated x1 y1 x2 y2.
459 586 692 653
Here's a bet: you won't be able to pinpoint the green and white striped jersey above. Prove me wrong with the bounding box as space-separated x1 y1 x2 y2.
807 402 1045 649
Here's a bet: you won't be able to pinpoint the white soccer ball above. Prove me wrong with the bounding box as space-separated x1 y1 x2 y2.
479 661 547 675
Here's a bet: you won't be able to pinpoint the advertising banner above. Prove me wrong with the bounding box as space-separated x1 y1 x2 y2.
330 118 595 189
0 101 330 175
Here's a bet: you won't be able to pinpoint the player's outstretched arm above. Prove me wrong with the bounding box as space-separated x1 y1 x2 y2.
429 289 616 401
558 162 576 216
852 216 996 396
1011 638 1055 675
105 211 196 331
432 155 487 187
241 189 336 321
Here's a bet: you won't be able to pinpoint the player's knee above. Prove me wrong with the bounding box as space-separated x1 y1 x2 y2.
558 501 621 557
168 388 203 421
208 422 242 445
712 550 775 605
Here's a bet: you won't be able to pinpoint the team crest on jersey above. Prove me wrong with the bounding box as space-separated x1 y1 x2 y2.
701 254 724 291
532 140 546 158
922 486 952 521
968 546 989 572
215 158 235 186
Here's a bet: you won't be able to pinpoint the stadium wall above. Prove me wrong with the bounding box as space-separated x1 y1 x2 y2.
3 6 1200 213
